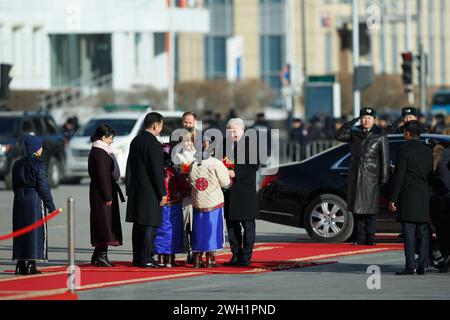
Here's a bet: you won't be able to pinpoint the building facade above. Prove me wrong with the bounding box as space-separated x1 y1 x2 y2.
177 0 450 108
0 0 209 90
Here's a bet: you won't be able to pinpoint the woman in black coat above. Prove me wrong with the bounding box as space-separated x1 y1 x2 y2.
12 135 56 275
88 125 124 267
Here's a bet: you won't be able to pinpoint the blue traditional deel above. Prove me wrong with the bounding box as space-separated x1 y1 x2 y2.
191 207 224 252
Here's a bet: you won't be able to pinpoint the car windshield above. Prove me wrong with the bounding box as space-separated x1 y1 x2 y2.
0 117 19 135
432 93 450 105
75 119 137 137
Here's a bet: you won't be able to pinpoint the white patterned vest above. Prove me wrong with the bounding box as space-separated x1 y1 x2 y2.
188 157 231 210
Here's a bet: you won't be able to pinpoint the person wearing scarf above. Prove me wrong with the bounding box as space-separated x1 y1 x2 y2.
88 124 124 267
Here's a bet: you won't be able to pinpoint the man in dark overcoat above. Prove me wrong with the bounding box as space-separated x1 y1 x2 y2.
335 107 390 245
126 112 167 268
223 118 260 266
389 121 434 275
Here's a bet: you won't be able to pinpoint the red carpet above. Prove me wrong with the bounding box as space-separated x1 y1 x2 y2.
0 242 403 300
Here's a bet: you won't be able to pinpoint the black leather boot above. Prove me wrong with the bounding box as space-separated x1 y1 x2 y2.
27 260 42 275
206 252 217 268
162 254 171 268
104 248 115 267
193 252 204 269
96 249 113 267
91 248 99 266
15 260 28 275
170 254 179 267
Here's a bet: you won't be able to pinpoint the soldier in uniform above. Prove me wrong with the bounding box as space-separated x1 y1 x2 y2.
335 107 390 245
390 107 429 134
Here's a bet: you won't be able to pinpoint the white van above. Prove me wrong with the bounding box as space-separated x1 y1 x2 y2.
64 110 184 184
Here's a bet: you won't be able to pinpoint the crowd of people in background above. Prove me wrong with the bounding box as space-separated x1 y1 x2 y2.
288 111 450 147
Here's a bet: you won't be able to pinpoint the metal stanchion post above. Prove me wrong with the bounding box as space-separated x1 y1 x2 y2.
67 197 75 293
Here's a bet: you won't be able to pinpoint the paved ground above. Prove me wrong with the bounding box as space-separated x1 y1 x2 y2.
1 181 450 300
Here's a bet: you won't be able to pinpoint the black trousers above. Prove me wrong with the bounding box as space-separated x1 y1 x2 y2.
226 220 256 262
132 224 157 264
402 222 430 271
354 214 377 245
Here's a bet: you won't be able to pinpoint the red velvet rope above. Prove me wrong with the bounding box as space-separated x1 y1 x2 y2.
0 209 62 241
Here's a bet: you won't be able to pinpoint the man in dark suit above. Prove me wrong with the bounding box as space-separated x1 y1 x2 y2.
223 118 260 267
126 112 167 268
389 120 433 275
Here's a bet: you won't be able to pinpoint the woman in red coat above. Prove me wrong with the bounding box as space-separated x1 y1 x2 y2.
88 125 124 267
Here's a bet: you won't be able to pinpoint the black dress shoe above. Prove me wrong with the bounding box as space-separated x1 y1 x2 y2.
395 269 416 275
15 260 28 275
27 260 42 275
223 254 240 266
235 256 251 267
138 261 162 268
417 268 427 275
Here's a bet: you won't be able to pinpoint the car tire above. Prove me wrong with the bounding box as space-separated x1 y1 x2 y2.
47 157 62 189
303 194 354 243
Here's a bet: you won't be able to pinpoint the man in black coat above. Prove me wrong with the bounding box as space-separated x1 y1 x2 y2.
389 121 433 275
126 112 167 268
335 108 390 245
223 118 260 266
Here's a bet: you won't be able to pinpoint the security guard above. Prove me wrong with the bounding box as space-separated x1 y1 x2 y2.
391 107 429 134
335 107 390 245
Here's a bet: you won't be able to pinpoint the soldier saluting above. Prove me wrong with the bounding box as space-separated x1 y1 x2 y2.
335 107 390 246
390 107 429 134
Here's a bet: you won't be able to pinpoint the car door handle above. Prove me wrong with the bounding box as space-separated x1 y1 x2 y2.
339 172 348 176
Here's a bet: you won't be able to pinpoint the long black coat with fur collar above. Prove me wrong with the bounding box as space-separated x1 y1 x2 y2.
335 119 390 215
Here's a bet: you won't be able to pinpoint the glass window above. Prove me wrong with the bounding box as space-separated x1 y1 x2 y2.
21 118 34 135
433 93 450 105
259 0 285 103
154 33 166 56
203 0 233 79
260 35 285 93
0 117 19 135
76 119 137 137
205 36 227 79
44 117 59 135
31 117 44 135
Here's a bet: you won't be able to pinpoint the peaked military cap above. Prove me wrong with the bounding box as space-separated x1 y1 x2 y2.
401 107 418 118
360 107 377 118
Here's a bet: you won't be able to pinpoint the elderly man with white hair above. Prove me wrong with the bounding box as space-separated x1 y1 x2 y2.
223 118 260 267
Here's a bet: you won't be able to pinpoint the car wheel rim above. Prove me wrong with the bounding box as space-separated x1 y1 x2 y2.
310 201 346 238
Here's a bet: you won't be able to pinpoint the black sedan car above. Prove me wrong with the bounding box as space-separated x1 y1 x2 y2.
0 111 66 189
258 134 450 243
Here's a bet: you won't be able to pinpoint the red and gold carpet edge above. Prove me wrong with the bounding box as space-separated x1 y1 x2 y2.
0 242 403 300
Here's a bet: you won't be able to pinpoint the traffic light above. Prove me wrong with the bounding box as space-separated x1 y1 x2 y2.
401 51 413 85
0 64 13 100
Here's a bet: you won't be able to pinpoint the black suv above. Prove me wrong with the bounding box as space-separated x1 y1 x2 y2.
0 111 66 189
